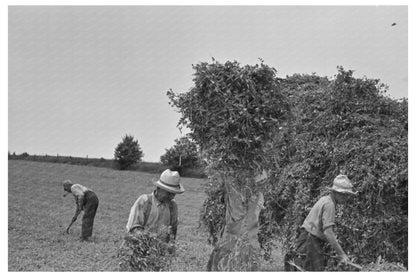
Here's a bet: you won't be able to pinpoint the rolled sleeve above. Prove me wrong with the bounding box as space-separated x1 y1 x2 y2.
71 184 87 196
76 195 84 211
126 195 148 232
321 201 336 231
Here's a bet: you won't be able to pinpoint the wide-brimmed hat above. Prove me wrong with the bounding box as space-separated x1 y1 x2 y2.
329 175 358 196
153 169 185 194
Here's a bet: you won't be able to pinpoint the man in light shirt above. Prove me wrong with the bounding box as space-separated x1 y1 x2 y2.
126 169 185 244
63 180 99 241
287 174 357 271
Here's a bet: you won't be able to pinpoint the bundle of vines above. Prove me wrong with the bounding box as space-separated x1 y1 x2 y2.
168 59 291 270
169 60 407 271
269 68 407 269
361 256 406 271
117 230 171 271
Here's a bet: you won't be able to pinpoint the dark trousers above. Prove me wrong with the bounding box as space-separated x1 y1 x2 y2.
285 229 326 271
81 190 99 239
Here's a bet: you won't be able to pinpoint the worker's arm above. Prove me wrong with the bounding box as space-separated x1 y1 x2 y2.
76 195 84 211
169 201 178 241
126 195 148 233
66 205 82 233
323 226 349 264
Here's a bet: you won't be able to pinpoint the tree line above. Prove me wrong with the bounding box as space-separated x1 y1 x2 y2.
8 134 204 178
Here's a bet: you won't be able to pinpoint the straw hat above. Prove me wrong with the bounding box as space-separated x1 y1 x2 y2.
329 175 358 196
153 169 185 194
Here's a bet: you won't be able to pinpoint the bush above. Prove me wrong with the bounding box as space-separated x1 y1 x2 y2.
114 134 144 170
160 136 201 170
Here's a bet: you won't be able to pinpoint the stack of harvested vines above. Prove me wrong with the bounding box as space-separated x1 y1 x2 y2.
117 230 172 271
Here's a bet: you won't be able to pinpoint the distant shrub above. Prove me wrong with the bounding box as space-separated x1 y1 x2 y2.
130 162 168 174
160 136 201 170
114 134 144 170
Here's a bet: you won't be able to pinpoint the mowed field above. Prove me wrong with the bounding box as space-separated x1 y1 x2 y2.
8 160 284 271
8 160 214 271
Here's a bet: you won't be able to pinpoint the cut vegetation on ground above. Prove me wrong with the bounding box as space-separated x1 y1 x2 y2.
8 160 283 271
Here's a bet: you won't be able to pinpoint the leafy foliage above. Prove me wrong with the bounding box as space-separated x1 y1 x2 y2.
361 256 407 272
167 59 291 176
261 67 408 267
114 134 144 170
160 136 201 170
117 231 171 271
168 60 292 271
199 177 226 245
193 66 407 269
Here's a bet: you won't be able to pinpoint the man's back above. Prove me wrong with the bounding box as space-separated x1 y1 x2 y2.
301 194 336 240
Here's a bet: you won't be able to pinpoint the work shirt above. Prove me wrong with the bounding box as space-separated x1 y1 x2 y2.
126 192 178 237
71 184 90 211
71 184 89 197
301 195 336 241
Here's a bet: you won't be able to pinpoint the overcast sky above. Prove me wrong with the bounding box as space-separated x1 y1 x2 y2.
8 5 408 162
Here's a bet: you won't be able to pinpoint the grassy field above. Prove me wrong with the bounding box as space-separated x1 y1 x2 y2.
8 160 283 271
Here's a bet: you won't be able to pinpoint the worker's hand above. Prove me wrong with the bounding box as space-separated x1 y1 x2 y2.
167 242 176 255
159 232 170 243
338 253 349 266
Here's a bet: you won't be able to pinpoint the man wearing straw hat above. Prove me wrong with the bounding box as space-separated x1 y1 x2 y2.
286 174 358 271
126 169 185 243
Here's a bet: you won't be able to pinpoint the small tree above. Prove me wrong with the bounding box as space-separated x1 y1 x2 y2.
160 136 200 170
114 134 144 170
